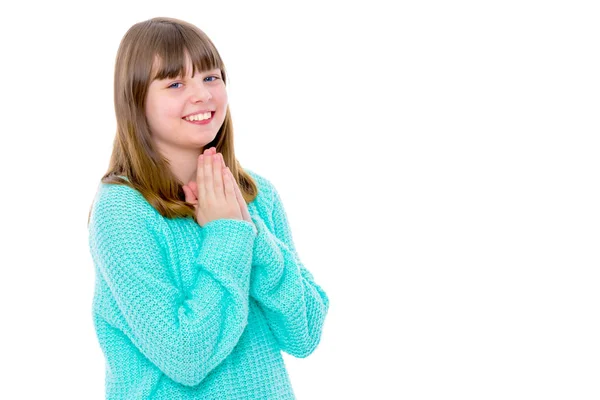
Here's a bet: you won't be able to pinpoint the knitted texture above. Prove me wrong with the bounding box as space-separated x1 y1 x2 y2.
88 169 329 399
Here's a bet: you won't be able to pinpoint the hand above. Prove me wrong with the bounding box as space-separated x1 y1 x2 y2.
182 147 253 225
181 146 244 227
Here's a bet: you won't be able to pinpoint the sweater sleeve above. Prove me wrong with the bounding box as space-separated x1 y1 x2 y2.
88 186 257 387
249 183 330 358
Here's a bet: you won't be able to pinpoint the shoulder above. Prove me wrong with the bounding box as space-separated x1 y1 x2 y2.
244 167 277 201
94 181 154 212
243 168 280 218
89 181 163 234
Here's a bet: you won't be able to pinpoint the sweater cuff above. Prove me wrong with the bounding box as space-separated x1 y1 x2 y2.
203 218 258 237
251 217 285 271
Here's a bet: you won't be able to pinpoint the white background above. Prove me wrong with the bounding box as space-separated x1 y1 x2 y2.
0 0 598 399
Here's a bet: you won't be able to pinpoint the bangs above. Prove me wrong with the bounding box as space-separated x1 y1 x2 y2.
149 23 222 81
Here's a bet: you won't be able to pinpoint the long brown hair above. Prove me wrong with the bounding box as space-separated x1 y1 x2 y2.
88 17 257 225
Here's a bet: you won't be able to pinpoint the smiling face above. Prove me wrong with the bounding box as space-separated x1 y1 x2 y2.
145 53 228 156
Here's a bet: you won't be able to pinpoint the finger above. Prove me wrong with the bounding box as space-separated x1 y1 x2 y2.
196 154 206 201
203 148 216 203
240 192 252 222
220 158 229 198
206 146 214 154
222 166 236 201
227 168 241 199
240 196 252 222
229 170 252 222
213 153 225 200
225 167 242 209
220 155 230 191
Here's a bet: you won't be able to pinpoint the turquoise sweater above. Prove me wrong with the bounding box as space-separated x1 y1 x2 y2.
87 169 329 399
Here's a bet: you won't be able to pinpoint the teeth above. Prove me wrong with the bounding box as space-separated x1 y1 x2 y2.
185 112 212 121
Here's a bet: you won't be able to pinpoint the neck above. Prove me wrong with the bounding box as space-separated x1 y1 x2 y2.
160 146 204 185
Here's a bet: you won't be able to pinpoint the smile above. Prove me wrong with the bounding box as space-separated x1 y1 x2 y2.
182 111 214 125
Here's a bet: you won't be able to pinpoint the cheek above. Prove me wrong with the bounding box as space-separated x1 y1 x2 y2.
157 99 181 118
214 87 228 105
149 101 181 125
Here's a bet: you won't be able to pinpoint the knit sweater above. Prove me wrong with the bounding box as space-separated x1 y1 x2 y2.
87 169 329 399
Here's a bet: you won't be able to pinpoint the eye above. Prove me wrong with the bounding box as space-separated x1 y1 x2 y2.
205 76 221 82
168 82 183 89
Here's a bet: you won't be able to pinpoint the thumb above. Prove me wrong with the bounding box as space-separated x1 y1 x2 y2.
182 185 198 205
188 180 198 196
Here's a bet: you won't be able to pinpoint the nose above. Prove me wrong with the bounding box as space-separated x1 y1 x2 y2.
190 81 212 103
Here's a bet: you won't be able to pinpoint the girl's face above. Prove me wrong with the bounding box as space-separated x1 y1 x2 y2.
145 55 227 154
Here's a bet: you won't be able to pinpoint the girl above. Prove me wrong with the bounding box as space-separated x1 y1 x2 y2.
87 16 329 399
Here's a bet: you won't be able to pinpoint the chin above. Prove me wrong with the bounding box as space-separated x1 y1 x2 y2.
190 133 218 147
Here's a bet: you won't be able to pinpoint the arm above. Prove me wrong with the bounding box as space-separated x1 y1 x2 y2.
249 182 330 358
88 186 257 386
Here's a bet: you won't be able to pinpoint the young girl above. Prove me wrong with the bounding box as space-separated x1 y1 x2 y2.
87 16 329 399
